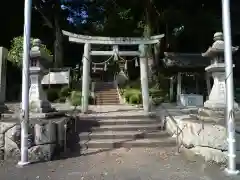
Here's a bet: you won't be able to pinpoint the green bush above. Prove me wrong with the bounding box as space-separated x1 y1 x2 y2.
59 86 71 98
149 88 165 98
69 91 82 106
129 94 142 104
124 88 141 104
124 89 140 102
46 88 59 102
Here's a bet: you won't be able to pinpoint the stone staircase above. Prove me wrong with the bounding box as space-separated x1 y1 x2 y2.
95 82 120 105
76 108 176 150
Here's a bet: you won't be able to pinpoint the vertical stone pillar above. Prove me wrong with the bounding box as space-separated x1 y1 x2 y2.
139 44 149 112
29 39 53 113
177 72 182 103
0 47 7 110
82 43 91 113
205 72 211 97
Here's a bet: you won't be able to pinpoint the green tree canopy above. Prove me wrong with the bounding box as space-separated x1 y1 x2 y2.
8 36 52 67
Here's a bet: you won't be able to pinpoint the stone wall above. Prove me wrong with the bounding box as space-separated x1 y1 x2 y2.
0 115 75 162
156 103 240 165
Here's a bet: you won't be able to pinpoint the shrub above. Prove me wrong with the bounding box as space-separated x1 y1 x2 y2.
124 89 139 102
149 88 165 98
129 94 142 104
69 91 82 106
124 88 141 103
46 88 59 102
59 86 71 98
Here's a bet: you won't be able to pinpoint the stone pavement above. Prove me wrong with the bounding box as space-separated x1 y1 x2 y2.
0 104 239 180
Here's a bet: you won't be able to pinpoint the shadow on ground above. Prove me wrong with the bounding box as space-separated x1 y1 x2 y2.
92 108 143 114
53 112 164 161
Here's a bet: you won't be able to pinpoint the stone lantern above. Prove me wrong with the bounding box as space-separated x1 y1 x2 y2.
199 32 239 121
29 39 54 113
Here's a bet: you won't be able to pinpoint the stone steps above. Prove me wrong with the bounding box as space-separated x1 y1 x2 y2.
77 110 174 150
94 118 159 126
91 123 162 132
95 82 120 105
95 90 120 105
96 93 118 95
95 102 120 105
79 131 169 140
79 137 176 149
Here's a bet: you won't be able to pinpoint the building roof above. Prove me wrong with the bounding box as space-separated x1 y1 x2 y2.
162 52 211 68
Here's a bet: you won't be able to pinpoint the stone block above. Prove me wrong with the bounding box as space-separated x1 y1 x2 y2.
4 124 21 160
28 144 56 162
4 135 20 160
34 122 56 145
54 118 68 147
0 134 4 149
190 146 240 165
166 115 240 151
0 121 17 134
5 124 21 140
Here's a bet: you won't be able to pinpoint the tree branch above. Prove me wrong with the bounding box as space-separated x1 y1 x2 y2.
33 5 53 28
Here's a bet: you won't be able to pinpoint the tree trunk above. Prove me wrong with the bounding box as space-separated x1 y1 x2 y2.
54 26 63 67
144 0 155 82
53 2 63 68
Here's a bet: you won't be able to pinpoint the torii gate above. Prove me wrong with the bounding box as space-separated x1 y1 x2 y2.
62 30 165 113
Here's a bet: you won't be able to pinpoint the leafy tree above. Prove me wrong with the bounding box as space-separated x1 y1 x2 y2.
8 36 52 67
33 0 66 67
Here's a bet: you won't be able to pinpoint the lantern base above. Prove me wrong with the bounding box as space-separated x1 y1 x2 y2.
29 99 54 113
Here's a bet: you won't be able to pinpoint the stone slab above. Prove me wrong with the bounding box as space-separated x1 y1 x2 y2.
183 146 240 165
166 114 240 151
29 110 66 119
34 122 56 145
0 133 4 149
28 144 56 162
0 119 18 134
4 135 20 159
0 109 73 161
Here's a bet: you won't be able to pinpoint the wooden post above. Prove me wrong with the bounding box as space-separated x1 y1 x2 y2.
177 72 182 103
139 44 149 113
82 43 91 113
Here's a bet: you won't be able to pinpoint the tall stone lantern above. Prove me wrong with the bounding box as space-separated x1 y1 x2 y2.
29 39 54 113
199 32 239 121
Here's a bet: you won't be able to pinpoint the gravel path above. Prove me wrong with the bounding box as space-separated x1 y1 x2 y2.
0 147 239 180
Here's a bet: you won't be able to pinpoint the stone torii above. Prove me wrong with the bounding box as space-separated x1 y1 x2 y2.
62 30 165 113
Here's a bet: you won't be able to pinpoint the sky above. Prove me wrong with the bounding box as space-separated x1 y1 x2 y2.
61 4 88 25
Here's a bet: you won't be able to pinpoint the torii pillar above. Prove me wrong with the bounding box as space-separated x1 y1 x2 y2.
82 43 91 113
139 44 150 112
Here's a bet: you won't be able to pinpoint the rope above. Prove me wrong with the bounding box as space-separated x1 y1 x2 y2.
82 52 139 65
117 55 138 62
82 54 114 65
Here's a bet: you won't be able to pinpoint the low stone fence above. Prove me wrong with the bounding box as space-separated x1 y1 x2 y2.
155 103 240 165
0 114 75 162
